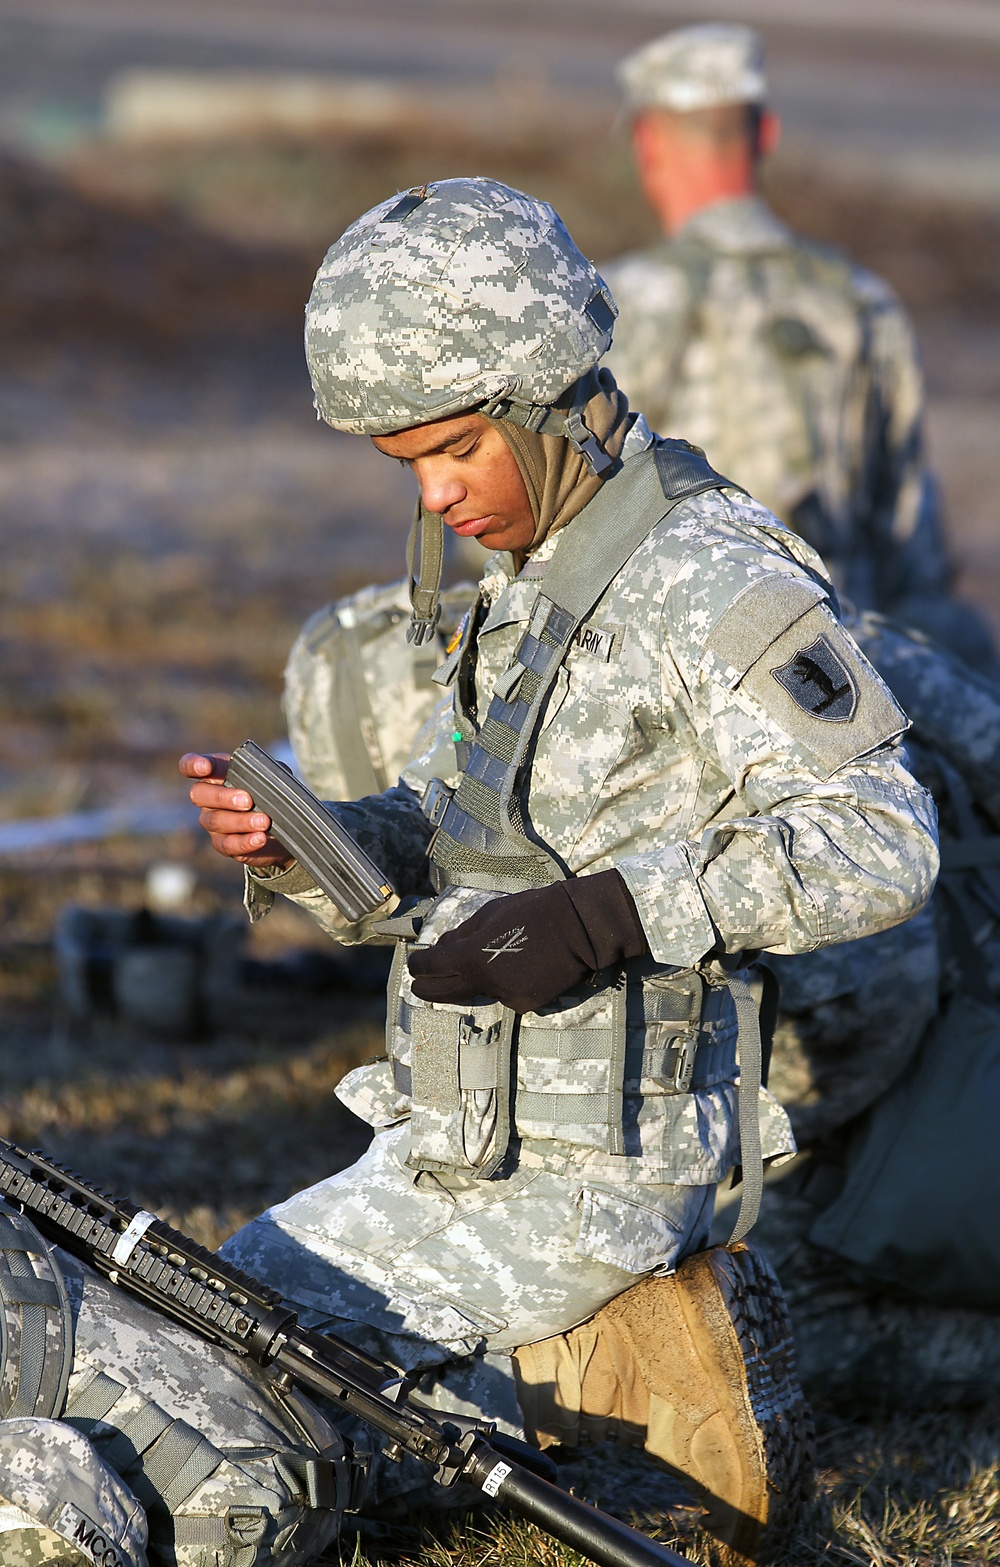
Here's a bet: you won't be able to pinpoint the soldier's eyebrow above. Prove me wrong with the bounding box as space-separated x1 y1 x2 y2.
373 420 482 460
418 425 481 455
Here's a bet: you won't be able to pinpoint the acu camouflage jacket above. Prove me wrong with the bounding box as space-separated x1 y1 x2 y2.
254 440 938 1186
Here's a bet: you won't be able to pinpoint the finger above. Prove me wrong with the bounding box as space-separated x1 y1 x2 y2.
189 782 258 813
179 751 231 780
198 807 272 836
409 974 481 1004
407 944 465 977
210 830 273 859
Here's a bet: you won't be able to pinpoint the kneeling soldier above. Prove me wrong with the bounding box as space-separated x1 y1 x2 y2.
182 178 938 1561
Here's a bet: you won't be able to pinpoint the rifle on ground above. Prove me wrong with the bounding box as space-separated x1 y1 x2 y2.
0 1137 695 1567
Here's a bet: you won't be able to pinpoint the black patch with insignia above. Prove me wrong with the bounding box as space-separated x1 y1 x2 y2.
771 635 858 722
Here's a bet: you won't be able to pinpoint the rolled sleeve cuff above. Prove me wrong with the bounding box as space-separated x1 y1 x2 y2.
243 861 317 923
617 842 719 968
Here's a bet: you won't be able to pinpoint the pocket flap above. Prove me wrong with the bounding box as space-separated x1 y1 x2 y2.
575 1186 686 1275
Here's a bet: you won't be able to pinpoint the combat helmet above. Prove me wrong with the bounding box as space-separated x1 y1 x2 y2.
305 177 619 640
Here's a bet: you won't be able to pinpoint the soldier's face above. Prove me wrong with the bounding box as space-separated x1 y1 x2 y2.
372 413 536 552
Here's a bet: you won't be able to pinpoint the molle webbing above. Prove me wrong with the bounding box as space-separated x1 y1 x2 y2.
0 1201 73 1420
64 1364 347 1558
431 441 732 894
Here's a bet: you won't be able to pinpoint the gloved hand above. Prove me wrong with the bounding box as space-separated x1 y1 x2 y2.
407 869 650 1014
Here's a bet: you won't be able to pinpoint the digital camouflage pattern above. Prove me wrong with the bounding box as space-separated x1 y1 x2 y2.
258 456 936 1199
305 178 616 436
617 23 767 113
601 197 956 639
762 608 1000 1145
719 611 1000 1409
221 1122 715 1505
0 1417 148 1567
271 478 936 973
283 581 475 803
0 1196 347 1567
52 1241 346 1567
252 175 934 1440
765 904 940 1145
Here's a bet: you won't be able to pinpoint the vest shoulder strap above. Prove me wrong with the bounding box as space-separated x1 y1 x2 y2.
540 439 735 624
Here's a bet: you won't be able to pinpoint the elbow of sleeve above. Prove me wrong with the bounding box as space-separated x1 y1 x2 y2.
865 800 939 935
906 817 940 915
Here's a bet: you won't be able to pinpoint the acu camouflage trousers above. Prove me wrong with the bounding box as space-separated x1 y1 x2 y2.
220 1123 715 1508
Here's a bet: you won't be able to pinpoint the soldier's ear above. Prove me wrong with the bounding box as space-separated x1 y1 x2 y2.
757 109 781 160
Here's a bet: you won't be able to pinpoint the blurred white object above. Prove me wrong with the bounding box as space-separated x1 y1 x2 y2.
145 861 197 912
104 71 410 142
0 800 196 855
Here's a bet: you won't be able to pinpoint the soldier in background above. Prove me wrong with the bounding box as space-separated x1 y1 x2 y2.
603 22 996 672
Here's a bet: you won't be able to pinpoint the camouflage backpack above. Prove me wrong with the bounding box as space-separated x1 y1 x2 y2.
809 612 1000 1307
283 581 474 800
603 228 883 568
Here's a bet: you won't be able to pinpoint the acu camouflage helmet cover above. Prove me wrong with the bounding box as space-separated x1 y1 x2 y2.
304 177 617 434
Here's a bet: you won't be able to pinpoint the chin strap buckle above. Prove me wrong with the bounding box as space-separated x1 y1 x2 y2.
564 409 614 476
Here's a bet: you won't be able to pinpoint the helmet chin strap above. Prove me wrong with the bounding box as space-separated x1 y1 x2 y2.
406 378 616 645
406 501 446 646
480 379 616 478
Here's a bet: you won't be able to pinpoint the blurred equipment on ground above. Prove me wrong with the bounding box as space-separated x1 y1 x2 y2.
55 897 391 1041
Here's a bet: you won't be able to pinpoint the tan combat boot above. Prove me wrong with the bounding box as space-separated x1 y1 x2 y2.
514 1242 813 1565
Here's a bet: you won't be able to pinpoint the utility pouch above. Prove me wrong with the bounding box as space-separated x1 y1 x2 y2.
405 1000 516 1179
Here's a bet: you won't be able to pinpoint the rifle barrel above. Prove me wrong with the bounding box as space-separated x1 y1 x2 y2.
462 1445 694 1567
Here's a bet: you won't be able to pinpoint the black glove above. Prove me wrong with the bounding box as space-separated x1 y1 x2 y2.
407 870 649 1014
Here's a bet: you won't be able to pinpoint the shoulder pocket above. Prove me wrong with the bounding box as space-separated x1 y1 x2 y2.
738 603 908 778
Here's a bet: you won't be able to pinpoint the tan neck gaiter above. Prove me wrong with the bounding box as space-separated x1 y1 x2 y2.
487 367 632 562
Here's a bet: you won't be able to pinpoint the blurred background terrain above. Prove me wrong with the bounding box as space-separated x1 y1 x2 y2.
1 3 1000 1561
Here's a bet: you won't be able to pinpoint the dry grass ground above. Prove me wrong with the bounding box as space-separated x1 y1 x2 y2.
1 123 1000 1562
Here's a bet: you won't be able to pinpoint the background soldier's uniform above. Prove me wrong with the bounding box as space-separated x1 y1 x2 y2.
604 24 995 673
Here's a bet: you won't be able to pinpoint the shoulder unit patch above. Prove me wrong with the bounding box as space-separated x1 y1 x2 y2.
771 634 858 722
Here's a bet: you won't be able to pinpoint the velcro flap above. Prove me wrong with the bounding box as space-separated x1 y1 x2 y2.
411 1009 462 1115
705 575 826 689
459 1040 499 1092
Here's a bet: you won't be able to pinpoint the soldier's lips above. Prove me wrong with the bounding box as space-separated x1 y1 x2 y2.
449 515 498 537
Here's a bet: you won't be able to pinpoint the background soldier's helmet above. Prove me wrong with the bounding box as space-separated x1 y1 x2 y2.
304 176 617 435
618 22 767 113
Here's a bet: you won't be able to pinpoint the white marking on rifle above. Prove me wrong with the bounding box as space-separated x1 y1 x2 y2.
482 1460 512 1497
482 926 527 962
111 1210 157 1266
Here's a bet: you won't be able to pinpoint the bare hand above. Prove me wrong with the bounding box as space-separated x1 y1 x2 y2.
179 752 294 869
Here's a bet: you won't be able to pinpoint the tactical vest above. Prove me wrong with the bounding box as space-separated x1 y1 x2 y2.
385 442 767 1240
